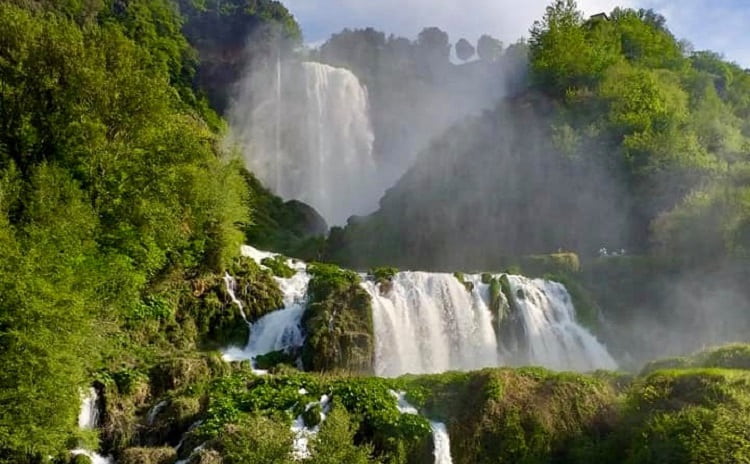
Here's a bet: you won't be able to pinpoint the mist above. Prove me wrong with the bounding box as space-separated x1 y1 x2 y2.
224 7 750 370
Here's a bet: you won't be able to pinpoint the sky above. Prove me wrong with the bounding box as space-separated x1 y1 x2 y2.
283 0 750 67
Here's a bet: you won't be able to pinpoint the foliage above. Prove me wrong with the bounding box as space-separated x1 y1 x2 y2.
262 255 295 278
212 414 294 464
308 405 378 464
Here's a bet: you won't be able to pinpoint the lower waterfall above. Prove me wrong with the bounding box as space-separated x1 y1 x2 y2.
226 246 616 376
363 272 616 376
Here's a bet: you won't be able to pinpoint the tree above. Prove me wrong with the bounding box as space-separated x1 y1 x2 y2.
477 34 502 61
529 0 620 94
455 38 475 61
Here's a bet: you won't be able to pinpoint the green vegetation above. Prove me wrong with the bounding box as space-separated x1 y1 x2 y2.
0 0 298 461
84 348 750 464
262 254 296 278
4 0 750 462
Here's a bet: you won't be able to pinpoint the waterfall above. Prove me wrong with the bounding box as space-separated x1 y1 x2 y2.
232 61 379 226
505 275 617 372
223 246 615 375
391 391 453 464
72 388 112 464
364 273 498 377
223 273 249 323
222 247 310 365
430 422 453 464
363 272 616 376
78 387 99 429
291 394 331 460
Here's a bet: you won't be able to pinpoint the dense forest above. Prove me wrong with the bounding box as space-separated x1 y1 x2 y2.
2 0 750 463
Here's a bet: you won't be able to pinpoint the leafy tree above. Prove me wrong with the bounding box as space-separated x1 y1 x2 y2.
455 38 475 61
477 34 503 61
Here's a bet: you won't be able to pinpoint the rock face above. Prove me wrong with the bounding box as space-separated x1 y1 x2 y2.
326 95 634 270
301 263 375 373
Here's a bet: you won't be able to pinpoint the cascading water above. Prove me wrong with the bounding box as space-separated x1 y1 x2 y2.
505 275 617 372
363 273 498 377
222 247 309 365
232 60 379 226
223 246 615 376
391 391 453 464
291 394 331 459
363 272 616 376
72 389 112 464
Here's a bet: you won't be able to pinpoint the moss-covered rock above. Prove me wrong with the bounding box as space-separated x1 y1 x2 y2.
119 447 177 464
302 263 374 373
453 272 474 292
181 256 283 348
521 252 581 275
150 357 212 397
144 395 203 447
99 371 151 454
369 266 399 294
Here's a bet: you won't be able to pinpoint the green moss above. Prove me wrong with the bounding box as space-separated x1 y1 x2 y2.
370 266 399 282
521 253 581 276
182 256 284 348
302 403 322 427
255 350 298 371
261 255 295 278
70 454 93 464
481 272 493 284
119 447 177 464
453 272 474 292
693 343 750 370
302 263 374 373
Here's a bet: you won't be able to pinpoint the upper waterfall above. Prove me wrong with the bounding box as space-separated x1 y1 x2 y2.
231 60 380 226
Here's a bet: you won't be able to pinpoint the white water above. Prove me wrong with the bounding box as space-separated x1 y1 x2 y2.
73 389 112 464
78 387 99 429
391 390 453 464
223 273 249 323
506 276 617 371
146 400 168 425
291 394 331 460
364 272 616 376
233 61 379 226
222 247 310 364
224 246 615 375
430 422 453 464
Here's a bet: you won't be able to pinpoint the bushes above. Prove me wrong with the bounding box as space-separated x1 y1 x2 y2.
119 447 177 464
262 255 296 278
